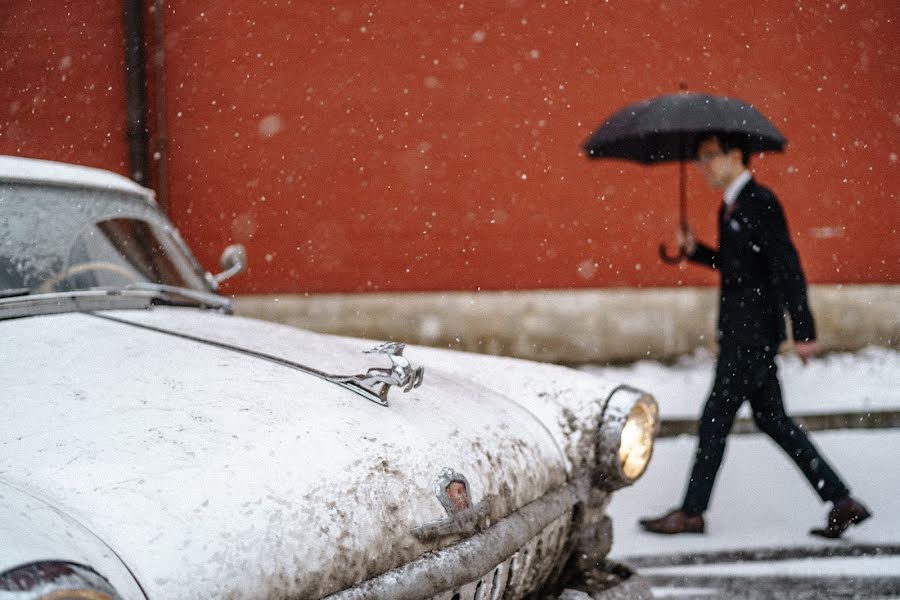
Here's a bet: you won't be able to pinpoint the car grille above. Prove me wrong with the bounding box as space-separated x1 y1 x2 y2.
429 512 572 600
325 482 582 600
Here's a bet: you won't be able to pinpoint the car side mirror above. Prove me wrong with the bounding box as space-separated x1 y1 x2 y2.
211 243 247 285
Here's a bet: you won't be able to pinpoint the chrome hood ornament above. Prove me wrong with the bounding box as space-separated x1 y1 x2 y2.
328 342 424 406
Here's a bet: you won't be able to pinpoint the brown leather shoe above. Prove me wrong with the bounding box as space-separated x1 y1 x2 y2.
639 509 705 535
810 496 872 539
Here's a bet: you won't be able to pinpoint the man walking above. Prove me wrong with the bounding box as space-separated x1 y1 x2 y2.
639 132 870 538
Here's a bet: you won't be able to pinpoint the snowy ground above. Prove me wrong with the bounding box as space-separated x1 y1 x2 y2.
581 345 900 420
581 346 900 599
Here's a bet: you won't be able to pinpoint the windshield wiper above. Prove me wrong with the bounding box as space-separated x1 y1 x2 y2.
0 285 230 321
123 282 232 311
0 288 30 299
0 289 155 320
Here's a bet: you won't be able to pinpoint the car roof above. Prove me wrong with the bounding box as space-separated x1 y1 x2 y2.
0 155 152 198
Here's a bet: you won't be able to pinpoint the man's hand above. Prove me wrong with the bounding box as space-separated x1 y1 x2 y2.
795 340 818 365
677 225 696 256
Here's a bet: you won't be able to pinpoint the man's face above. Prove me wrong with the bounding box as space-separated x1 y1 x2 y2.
695 138 742 190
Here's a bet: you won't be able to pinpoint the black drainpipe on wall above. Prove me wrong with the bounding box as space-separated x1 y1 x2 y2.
123 0 149 186
152 0 169 213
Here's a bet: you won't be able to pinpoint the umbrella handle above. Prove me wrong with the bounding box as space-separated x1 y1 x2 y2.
659 159 690 265
659 241 685 264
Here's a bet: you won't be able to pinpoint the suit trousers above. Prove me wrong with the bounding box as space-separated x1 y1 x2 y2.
681 344 849 516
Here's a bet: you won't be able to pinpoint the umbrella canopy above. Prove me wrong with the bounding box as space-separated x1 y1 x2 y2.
583 92 786 164
582 91 787 264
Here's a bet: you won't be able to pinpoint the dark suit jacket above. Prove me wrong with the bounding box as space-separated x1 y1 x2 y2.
688 178 816 348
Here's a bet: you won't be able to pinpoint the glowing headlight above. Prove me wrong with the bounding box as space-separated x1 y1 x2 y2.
597 386 659 490
0 562 121 600
618 397 658 480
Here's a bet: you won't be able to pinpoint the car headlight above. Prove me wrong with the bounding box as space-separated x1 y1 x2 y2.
0 562 122 600
596 385 659 490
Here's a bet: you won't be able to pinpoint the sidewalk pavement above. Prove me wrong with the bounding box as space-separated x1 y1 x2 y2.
606 430 900 598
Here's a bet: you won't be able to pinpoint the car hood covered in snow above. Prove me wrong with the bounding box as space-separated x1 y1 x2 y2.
0 308 619 599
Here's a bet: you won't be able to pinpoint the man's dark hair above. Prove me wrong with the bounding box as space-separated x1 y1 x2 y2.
697 132 752 165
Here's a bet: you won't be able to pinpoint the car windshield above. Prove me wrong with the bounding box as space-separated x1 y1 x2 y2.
0 180 211 297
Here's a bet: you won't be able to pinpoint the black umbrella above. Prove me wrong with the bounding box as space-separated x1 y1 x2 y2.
583 90 786 262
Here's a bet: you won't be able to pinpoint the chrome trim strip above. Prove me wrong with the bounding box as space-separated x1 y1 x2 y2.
88 312 389 406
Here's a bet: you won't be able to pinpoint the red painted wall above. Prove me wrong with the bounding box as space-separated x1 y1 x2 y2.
1 1 130 172
2 1 897 294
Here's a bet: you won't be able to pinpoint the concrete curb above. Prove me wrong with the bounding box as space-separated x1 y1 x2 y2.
621 545 900 600
621 544 900 569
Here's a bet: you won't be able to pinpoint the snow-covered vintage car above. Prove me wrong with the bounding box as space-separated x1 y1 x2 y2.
0 156 658 599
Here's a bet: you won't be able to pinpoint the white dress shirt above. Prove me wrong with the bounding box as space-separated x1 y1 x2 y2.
724 169 752 206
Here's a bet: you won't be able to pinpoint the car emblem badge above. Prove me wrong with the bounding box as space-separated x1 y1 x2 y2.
412 468 489 541
440 470 472 514
327 342 424 406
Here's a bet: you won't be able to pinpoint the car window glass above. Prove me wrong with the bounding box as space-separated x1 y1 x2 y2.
0 181 209 294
